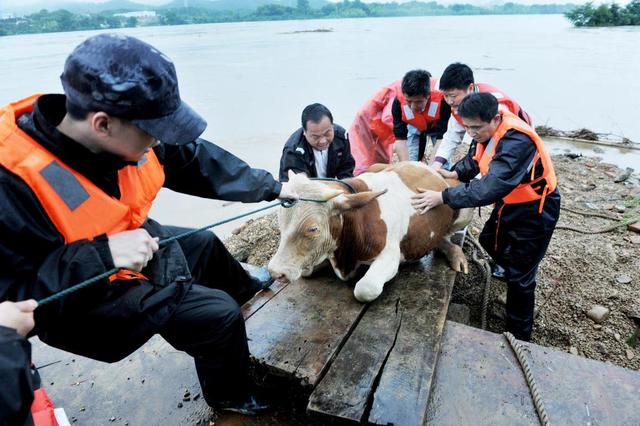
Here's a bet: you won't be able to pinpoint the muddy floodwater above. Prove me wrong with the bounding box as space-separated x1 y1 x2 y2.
1 14 639 235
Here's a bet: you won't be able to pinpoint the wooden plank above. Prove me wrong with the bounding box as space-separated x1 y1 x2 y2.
31 336 209 425
308 253 456 425
524 340 640 425
241 280 289 320
368 254 456 426
307 290 401 423
245 273 366 387
427 321 640 425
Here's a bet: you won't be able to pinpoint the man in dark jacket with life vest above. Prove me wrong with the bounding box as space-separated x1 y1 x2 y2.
279 103 355 182
349 70 450 175
0 300 65 426
1 300 39 425
432 62 531 169
0 34 299 415
411 93 560 341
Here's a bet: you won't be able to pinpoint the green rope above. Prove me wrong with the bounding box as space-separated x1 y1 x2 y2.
36 196 327 306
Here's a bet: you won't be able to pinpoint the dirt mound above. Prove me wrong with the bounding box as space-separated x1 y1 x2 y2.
225 213 280 267
224 154 640 370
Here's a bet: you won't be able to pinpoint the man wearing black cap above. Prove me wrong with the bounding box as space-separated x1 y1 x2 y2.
0 33 298 415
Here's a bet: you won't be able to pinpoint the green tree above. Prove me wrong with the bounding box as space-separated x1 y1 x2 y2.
254 4 295 18
297 0 311 12
626 0 640 24
160 11 186 25
566 3 595 26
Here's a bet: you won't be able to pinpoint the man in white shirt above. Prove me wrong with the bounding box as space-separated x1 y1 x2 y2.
279 103 355 181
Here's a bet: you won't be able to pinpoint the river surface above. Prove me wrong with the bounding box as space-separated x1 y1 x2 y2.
1 15 639 234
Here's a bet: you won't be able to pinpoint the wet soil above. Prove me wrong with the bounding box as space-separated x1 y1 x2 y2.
455 154 640 370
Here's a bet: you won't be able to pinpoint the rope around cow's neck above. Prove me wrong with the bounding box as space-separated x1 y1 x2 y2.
36 177 357 306
36 197 325 306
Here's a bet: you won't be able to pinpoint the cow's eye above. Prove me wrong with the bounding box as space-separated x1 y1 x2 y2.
307 226 319 234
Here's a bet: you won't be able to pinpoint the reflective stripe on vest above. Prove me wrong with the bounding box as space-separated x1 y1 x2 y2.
473 110 557 212
0 95 166 281
398 78 444 132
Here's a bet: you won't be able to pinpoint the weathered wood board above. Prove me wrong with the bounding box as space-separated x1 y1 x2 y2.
31 335 209 425
308 253 457 425
426 321 640 425
244 272 367 387
242 280 289 320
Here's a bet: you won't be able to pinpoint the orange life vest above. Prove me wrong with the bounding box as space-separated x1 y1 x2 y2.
452 83 531 126
397 78 445 132
349 81 401 175
349 79 444 175
473 110 557 213
0 95 165 281
31 388 59 426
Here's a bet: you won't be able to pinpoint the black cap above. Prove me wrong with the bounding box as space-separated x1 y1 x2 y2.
60 33 206 145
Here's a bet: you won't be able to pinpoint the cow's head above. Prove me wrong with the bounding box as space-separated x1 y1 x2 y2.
268 171 384 284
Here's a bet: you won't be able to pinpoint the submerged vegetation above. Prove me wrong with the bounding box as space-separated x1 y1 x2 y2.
565 0 640 26
1 0 577 36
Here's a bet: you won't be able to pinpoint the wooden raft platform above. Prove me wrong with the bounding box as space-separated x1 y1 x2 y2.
244 253 457 425
244 254 640 425
30 251 640 425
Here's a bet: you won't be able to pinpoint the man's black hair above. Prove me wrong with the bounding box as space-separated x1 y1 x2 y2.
439 63 474 91
401 69 431 97
66 99 92 121
457 92 499 123
301 103 333 130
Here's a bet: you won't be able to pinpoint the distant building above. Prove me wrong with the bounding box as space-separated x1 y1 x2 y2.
113 11 157 19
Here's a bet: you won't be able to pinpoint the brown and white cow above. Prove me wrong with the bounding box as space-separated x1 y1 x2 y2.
268 162 472 302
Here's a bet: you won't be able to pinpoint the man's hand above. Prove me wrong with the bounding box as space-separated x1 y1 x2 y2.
431 161 443 170
0 300 37 337
278 181 299 200
108 229 159 271
411 188 444 214
394 139 409 162
437 169 458 180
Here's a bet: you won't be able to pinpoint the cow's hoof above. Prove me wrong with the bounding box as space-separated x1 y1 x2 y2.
446 246 468 274
354 283 382 303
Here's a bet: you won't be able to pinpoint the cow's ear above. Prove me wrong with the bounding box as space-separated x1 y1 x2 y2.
332 189 387 213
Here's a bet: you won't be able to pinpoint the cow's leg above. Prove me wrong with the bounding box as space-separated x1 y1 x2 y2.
447 207 474 234
353 247 401 302
437 236 468 274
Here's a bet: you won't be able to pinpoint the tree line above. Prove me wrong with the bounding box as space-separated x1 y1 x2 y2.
0 0 590 37
565 0 640 26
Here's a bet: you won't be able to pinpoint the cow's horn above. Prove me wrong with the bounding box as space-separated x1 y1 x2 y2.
321 187 344 201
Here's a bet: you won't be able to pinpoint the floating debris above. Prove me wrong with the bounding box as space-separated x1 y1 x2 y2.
281 28 333 34
568 128 599 141
535 125 561 137
536 125 638 146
